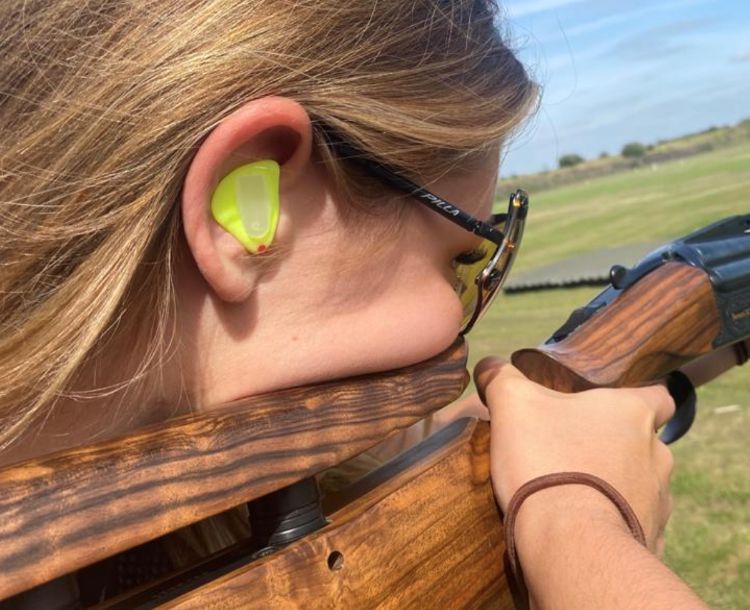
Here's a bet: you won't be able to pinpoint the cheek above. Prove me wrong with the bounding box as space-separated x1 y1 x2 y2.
362 275 464 369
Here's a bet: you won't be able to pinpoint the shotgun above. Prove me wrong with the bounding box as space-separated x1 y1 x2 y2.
512 213 750 441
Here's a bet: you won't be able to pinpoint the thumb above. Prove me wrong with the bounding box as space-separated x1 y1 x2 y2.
473 356 525 406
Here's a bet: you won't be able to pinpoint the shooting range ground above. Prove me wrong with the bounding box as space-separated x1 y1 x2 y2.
468 139 750 608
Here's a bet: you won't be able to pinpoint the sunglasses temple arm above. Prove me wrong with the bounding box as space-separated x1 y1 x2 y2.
357 158 506 245
321 129 506 244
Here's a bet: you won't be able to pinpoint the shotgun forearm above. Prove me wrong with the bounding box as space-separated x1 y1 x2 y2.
511 214 750 393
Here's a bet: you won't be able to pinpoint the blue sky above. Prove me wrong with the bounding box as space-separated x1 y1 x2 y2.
500 0 750 175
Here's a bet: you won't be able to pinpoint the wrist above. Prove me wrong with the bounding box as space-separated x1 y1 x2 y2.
512 484 635 577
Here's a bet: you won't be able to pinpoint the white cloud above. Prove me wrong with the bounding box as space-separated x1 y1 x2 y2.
504 0 588 18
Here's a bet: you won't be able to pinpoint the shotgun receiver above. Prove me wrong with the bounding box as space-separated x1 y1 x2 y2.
512 213 750 439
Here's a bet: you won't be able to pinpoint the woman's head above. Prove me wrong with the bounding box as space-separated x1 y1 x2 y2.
0 0 535 455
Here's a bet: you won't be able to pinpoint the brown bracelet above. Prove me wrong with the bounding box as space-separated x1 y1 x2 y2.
734 341 749 366
503 472 647 610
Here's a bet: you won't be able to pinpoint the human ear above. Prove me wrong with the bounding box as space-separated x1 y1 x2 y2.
181 97 313 302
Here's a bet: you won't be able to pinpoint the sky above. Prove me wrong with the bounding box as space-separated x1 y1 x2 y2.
500 0 750 175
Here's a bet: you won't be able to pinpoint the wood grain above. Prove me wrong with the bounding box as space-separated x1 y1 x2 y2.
0 339 468 600
512 263 720 392
153 419 512 610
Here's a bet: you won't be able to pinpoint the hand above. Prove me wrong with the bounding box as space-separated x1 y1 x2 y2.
431 392 489 429
474 357 675 555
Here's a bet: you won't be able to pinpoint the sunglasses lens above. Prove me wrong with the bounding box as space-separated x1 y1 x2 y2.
454 190 528 334
454 236 500 330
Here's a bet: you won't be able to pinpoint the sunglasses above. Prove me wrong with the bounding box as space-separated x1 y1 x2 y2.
321 128 528 335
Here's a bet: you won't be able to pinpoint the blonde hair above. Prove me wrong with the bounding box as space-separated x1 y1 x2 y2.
0 0 536 451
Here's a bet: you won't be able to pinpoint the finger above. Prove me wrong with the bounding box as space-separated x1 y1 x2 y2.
448 393 491 420
655 477 674 549
473 356 505 404
654 440 675 482
627 383 676 429
656 532 666 559
473 356 525 405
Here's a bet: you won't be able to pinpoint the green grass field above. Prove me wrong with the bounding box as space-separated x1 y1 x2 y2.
468 141 750 608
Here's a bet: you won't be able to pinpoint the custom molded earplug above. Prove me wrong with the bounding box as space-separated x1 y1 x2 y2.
210 160 280 254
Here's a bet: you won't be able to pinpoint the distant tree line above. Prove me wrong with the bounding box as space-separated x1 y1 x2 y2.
500 117 750 195
558 153 584 168
558 141 649 168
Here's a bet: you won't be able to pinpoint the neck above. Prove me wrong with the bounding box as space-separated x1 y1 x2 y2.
0 349 184 468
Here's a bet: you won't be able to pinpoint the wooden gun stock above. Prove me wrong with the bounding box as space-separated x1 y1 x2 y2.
512 212 750 392
99 419 511 610
512 262 720 392
1 340 511 608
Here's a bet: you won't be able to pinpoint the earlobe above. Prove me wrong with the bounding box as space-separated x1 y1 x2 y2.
180 97 313 303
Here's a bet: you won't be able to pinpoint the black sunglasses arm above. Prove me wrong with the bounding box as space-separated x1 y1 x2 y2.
324 135 506 246
364 162 507 245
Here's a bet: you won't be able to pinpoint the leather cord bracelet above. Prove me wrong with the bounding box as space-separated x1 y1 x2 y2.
503 472 647 610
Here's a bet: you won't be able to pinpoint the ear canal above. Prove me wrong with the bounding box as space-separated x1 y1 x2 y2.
210 160 280 254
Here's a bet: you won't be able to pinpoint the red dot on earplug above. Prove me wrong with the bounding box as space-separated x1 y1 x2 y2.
257 245 267 253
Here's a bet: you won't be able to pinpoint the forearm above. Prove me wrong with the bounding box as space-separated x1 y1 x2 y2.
515 488 709 610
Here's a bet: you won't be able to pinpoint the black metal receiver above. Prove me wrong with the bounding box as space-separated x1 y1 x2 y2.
548 213 750 347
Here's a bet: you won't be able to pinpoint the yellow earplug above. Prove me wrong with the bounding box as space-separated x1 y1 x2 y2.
210 160 280 254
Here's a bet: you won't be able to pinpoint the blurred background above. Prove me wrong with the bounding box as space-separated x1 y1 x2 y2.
501 0 750 176
470 1 749 607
